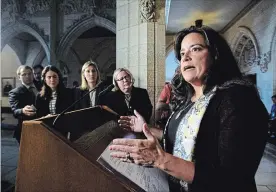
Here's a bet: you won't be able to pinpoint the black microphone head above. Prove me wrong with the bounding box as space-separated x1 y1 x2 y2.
107 84 115 90
98 84 115 98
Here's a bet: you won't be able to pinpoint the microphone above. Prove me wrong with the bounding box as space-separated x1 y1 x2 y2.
98 84 114 97
52 81 103 127
95 84 114 105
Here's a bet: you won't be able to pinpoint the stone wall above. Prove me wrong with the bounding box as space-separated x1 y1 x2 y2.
1 45 22 107
65 37 116 87
1 37 115 82
222 0 276 111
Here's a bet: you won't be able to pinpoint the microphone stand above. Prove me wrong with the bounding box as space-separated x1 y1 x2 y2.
52 81 103 127
95 84 114 104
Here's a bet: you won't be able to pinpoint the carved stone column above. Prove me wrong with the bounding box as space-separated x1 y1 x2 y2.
49 0 57 67
116 0 165 122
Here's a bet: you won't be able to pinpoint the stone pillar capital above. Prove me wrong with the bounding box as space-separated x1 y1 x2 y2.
139 0 156 23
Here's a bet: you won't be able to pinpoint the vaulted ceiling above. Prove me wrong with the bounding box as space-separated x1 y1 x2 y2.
165 0 261 34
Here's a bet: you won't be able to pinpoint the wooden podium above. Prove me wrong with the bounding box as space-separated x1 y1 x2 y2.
16 106 140 192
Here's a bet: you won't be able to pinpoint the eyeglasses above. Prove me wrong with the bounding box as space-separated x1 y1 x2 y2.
116 75 131 81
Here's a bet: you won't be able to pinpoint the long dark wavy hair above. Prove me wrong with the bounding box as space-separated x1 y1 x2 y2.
171 25 242 110
40 65 65 100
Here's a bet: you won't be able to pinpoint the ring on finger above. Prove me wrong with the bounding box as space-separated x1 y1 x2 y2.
125 152 134 163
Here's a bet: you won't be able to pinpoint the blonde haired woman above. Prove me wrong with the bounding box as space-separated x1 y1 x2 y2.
98 68 152 123
74 60 104 110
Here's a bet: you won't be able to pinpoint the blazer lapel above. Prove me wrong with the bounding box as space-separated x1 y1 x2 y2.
55 93 61 113
20 85 36 102
84 90 91 107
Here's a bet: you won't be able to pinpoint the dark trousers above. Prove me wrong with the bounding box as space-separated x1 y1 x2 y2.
13 124 21 144
269 119 276 135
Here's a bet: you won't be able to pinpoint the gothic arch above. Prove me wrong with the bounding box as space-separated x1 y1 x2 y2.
33 47 46 67
102 57 116 71
8 40 27 66
232 26 259 54
1 22 50 62
102 57 116 77
69 47 82 66
85 38 115 62
232 26 260 74
57 15 116 61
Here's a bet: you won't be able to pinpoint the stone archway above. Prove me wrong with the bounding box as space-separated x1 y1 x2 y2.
32 47 46 67
7 40 26 66
1 22 50 62
85 38 116 62
56 15 116 61
232 26 260 74
102 57 116 72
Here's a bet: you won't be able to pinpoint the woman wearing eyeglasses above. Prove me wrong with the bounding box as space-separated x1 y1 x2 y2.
99 68 153 123
74 60 105 110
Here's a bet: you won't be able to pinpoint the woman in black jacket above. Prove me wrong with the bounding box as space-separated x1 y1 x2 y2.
99 68 152 123
108 25 268 192
35 65 74 118
74 60 104 110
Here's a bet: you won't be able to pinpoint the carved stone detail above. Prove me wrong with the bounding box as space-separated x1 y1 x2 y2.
97 0 116 9
59 0 115 17
57 16 116 61
234 34 269 73
63 14 93 37
240 40 255 67
20 20 49 42
61 1 116 34
59 0 96 15
1 0 50 19
25 0 50 15
256 51 271 73
1 0 20 21
140 0 155 23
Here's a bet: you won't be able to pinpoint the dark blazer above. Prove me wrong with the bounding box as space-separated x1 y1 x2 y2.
73 84 105 110
35 88 74 118
33 80 43 91
98 87 153 123
164 85 268 192
8 85 37 142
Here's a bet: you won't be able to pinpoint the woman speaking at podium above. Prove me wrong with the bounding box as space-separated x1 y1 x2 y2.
109 25 268 192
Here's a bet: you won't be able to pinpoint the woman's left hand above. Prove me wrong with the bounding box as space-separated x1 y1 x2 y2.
109 123 165 167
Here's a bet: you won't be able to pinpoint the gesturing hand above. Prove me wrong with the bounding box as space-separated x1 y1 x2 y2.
109 123 165 167
118 110 146 133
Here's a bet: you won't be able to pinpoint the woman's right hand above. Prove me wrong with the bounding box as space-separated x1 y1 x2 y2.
118 110 146 133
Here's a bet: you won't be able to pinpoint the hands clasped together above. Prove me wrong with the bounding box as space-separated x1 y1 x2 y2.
22 105 36 116
109 110 165 167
